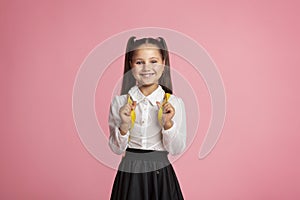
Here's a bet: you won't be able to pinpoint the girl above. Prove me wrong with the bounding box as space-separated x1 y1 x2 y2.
108 36 186 200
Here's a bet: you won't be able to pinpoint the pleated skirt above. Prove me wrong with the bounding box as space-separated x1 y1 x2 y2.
110 148 184 200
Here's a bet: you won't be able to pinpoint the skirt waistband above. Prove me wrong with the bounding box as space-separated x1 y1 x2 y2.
126 147 156 153
123 148 170 163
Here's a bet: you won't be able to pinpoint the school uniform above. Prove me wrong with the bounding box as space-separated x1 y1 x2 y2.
108 85 186 200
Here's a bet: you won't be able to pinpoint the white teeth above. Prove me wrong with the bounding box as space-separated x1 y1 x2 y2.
141 73 154 78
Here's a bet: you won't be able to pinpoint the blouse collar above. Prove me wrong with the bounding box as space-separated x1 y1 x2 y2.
128 85 165 106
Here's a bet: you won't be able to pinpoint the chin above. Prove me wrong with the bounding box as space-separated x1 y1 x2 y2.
143 83 155 86
139 82 158 87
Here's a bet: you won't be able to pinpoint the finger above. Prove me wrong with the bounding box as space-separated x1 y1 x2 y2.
163 104 171 113
131 101 137 110
163 102 170 107
127 105 133 112
156 101 162 109
124 109 130 116
123 105 131 115
123 104 130 112
165 105 175 114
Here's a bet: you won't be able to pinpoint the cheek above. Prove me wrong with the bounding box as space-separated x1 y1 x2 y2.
154 65 164 74
131 67 140 77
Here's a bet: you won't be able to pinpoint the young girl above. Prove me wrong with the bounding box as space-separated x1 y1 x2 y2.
108 36 186 200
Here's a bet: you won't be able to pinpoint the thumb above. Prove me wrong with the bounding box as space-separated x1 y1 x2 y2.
156 101 162 109
131 101 137 110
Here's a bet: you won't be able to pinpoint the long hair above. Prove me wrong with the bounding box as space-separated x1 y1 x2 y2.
120 36 173 95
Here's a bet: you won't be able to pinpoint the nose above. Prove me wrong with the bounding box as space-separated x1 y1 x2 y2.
142 62 152 70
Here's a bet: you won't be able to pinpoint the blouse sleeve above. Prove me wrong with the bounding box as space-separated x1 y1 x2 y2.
108 96 130 155
161 96 187 155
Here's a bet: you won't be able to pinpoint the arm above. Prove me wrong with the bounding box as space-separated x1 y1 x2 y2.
108 96 130 155
161 97 187 155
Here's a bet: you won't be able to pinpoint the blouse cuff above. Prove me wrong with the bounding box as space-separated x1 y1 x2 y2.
115 126 130 142
161 120 177 142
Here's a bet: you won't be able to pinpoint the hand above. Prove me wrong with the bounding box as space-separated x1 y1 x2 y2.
156 101 175 129
119 100 136 133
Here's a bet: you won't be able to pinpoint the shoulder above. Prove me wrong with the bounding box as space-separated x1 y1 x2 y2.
111 94 127 107
168 94 185 109
168 94 184 104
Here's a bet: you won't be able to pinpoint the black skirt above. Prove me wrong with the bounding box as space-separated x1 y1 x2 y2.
110 148 184 200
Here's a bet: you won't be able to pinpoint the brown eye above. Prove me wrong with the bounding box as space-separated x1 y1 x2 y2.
151 60 158 64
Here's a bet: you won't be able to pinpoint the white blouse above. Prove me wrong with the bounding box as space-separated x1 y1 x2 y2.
108 85 186 156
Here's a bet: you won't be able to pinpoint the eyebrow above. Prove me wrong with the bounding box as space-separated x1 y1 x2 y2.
133 57 159 60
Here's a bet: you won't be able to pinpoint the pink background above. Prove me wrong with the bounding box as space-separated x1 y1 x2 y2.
1 0 300 199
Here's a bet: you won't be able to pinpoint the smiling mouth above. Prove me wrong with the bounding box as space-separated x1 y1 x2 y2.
140 73 155 78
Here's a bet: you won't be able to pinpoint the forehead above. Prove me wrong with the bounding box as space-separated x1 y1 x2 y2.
135 43 159 49
132 44 162 59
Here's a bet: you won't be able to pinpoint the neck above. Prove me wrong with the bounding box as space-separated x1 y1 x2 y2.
138 83 159 96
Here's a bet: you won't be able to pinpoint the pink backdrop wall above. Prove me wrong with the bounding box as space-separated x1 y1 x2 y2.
1 0 300 199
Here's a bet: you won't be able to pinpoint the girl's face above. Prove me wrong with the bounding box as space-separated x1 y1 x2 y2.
130 44 165 87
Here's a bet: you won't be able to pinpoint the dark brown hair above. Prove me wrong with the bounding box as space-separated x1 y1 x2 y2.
120 36 173 95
